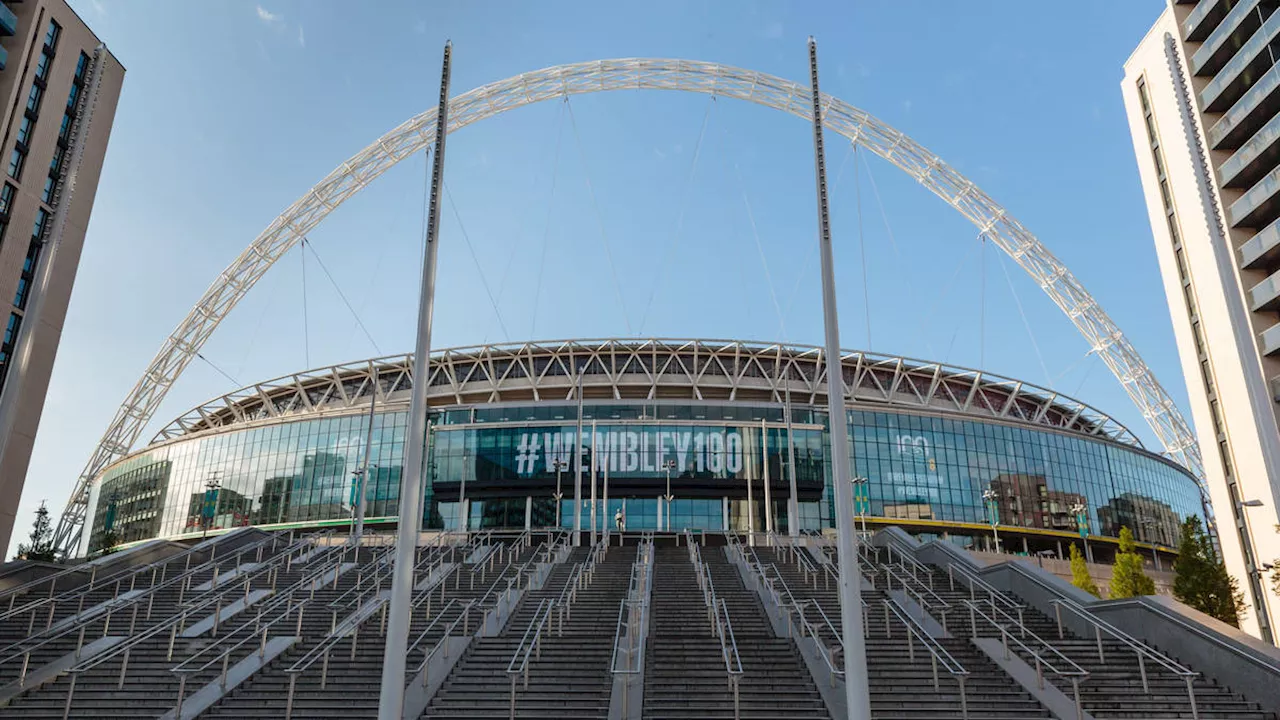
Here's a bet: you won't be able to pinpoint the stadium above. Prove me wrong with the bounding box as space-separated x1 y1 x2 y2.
81 338 1205 560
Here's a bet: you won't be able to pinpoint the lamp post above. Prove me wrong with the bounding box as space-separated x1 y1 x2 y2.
982 488 1000 552
1139 517 1162 572
552 458 568 527
202 474 222 541
662 459 676 532
1071 502 1092 563
1237 498 1275 644
350 464 376 542
851 476 869 536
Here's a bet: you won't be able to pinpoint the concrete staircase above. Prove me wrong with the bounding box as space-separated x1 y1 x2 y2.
643 544 829 720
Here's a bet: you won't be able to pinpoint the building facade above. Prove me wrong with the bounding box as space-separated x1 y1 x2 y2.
1122 2 1280 642
79 340 1206 568
0 1 122 554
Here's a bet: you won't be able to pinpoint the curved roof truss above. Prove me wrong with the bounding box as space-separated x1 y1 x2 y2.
146 339 1140 448
53 59 1205 553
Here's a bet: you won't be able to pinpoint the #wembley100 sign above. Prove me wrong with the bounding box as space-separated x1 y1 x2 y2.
514 428 746 477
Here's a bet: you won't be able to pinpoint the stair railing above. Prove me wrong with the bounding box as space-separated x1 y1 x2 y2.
963 598 1089 719
945 562 1025 629
279 593 392 720
59 532 335 716
883 541 935 589
170 598 305 719
553 562 584 634
1050 596 1200 717
882 562 952 632
711 596 744 720
609 538 653 715
505 598 556 720
880 597 970 719
0 531 290 679
787 598 844 682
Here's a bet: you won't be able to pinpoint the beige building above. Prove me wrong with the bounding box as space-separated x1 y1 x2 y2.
0 0 122 554
1122 2 1280 643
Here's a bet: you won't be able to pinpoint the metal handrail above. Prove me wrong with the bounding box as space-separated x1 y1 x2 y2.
610 536 653 677
945 563 1023 613
882 563 952 631
404 598 475 673
0 532 294 672
788 598 845 680
283 595 388 680
963 598 1089 719
884 540 935 588
711 597 743 720
1050 596 1200 707
880 597 970 718
506 598 556 719
0 530 287 626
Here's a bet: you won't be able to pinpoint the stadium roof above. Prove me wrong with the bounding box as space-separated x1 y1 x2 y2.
151 338 1141 449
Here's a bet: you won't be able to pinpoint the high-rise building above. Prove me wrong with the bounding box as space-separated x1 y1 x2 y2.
0 1 123 554
1122 2 1280 643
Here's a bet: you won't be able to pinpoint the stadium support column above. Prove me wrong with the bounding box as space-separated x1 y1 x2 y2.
378 41 451 720
353 375 377 543
574 368 584 545
762 418 774 537
808 37 871 719
785 382 800 537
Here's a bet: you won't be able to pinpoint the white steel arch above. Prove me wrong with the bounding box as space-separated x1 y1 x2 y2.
52 58 1207 552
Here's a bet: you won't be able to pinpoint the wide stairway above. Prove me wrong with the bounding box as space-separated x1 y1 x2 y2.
644 544 828 720
756 545 1052 720
422 543 635 719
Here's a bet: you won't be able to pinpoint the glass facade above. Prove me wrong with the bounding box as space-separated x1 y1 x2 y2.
85 401 1205 554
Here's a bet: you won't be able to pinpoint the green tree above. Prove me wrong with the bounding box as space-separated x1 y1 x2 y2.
14 502 55 562
1111 526 1156 599
1173 516 1246 626
93 529 120 557
1069 543 1100 597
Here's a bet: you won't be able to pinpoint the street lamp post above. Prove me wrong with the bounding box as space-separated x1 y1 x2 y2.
851 477 869 536
458 455 470 533
1237 499 1275 644
350 464 376 542
662 459 676 532
552 459 567 527
1071 502 1092 563
982 488 1001 553
1139 517 1162 572
202 474 222 541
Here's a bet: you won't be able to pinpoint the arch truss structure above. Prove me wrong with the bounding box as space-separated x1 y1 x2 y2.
52 58 1206 553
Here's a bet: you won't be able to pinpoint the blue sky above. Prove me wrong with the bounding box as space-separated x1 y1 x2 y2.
13 0 1170 554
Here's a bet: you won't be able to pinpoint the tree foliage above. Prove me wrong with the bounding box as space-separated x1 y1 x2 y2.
14 502 55 562
1173 516 1246 626
1110 526 1156 599
1069 543 1099 597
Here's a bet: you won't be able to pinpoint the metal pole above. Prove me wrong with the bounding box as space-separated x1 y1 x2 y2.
785 381 799 537
377 41 451 720
762 418 773 536
603 457 610 536
590 419 598 547
573 367 584 544
354 373 378 543
458 438 468 533
808 36 870 720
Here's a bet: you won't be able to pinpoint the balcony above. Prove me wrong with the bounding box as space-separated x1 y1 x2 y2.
1251 267 1280 309
1200 10 1280 113
1261 320 1280 355
1186 0 1235 43
1193 0 1268 77
1209 63 1280 150
1239 216 1280 269
1228 164 1280 227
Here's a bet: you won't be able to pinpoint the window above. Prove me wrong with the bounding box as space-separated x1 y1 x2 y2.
57 114 70 143
16 117 33 147
35 53 52 83
7 149 24 181
31 208 48 240
44 21 60 51
13 240 40 310
25 85 42 115
0 184 15 216
65 83 79 112
48 146 64 175
41 176 54 204
74 53 89 82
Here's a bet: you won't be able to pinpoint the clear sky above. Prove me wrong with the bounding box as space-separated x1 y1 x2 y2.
12 0 1171 555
